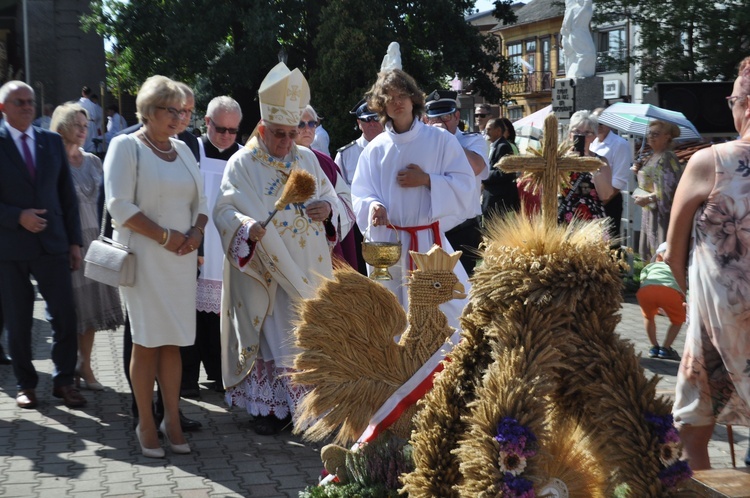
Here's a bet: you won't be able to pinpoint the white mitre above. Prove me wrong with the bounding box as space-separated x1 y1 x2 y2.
380 42 402 72
258 62 310 126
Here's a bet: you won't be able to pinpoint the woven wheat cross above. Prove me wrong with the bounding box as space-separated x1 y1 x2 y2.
497 113 604 227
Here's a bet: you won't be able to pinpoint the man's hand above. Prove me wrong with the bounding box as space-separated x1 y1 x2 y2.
19 208 48 233
306 200 332 222
371 204 389 227
69 245 82 271
633 194 653 207
397 164 430 188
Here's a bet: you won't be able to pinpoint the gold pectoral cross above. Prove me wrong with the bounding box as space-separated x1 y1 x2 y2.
497 113 604 227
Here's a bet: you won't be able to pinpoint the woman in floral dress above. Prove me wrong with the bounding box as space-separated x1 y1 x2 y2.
558 110 613 225
667 55 750 470
633 120 684 261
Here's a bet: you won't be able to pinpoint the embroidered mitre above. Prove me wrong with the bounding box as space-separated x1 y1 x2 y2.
258 62 310 126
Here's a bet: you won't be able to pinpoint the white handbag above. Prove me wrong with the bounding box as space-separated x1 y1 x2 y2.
84 202 135 287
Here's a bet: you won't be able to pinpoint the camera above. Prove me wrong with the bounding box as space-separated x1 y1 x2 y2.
573 134 586 156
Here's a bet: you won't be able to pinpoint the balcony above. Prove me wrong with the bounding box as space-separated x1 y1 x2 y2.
504 71 554 95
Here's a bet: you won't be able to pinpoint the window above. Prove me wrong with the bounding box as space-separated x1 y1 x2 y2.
507 107 524 121
541 37 551 72
525 39 536 72
508 42 522 74
556 33 565 74
597 28 627 72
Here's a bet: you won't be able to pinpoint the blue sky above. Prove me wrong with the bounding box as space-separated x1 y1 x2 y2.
474 0 496 12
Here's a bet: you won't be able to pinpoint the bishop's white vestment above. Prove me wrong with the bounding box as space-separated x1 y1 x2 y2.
214 137 340 419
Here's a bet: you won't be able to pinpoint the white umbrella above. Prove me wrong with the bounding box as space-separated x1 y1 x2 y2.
598 103 701 140
512 104 552 129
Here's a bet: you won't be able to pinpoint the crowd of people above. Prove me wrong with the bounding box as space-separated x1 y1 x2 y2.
0 53 749 471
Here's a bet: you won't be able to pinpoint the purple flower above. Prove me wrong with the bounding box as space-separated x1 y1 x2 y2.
494 418 538 458
659 460 693 488
644 412 678 444
501 472 535 497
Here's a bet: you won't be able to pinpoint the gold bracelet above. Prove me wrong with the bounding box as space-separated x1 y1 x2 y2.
193 225 205 236
160 228 171 246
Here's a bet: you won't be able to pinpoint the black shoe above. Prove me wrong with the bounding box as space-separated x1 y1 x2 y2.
210 381 225 393
180 385 200 398
253 415 290 436
745 446 750 466
180 410 203 431
154 409 202 432
0 345 11 365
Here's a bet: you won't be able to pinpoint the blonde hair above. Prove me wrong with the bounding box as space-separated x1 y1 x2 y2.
649 119 680 142
135 75 185 124
50 102 89 143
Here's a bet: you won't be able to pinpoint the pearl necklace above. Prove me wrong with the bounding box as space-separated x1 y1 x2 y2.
142 132 174 154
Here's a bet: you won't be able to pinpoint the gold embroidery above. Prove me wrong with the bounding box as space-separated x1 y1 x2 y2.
318 255 323 263
235 344 259 375
299 237 307 249
288 85 300 101
253 316 260 327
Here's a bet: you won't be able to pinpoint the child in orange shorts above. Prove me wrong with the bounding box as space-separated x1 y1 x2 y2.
636 242 686 360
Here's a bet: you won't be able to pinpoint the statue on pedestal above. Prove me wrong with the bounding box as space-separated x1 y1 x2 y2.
561 0 596 78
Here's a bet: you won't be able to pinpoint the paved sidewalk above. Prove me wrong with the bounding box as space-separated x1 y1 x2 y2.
0 292 746 497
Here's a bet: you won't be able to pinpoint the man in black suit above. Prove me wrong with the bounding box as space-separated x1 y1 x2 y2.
482 118 520 223
0 80 86 409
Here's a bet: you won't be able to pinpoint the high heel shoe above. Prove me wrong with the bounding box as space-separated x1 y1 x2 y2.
159 420 191 454
74 370 105 391
135 425 165 458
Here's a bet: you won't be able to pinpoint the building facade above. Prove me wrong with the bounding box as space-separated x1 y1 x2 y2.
1 0 105 117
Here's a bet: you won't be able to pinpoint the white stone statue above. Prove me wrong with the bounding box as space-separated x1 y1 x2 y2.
560 0 596 78
380 42 402 72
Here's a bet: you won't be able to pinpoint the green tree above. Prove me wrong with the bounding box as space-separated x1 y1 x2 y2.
83 0 516 146
311 0 516 149
592 0 750 86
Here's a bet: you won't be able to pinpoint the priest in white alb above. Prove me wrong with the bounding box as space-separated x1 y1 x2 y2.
213 63 341 436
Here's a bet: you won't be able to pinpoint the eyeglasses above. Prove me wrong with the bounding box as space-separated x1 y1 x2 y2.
570 129 595 136
475 113 488 118
208 118 239 135
427 114 454 124
297 120 317 129
157 106 189 119
727 95 745 109
647 131 663 138
359 116 378 123
265 126 299 140
9 98 35 107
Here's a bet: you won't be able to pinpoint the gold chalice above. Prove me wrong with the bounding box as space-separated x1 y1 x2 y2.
361 225 402 280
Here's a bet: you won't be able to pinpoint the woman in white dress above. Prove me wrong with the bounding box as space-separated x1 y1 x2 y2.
50 103 124 391
105 76 207 458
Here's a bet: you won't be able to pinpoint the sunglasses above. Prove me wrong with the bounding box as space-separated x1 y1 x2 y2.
157 106 189 119
10 98 36 107
359 116 378 123
298 120 317 129
208 119 239 135
266 126 299 140
475 113 488 118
